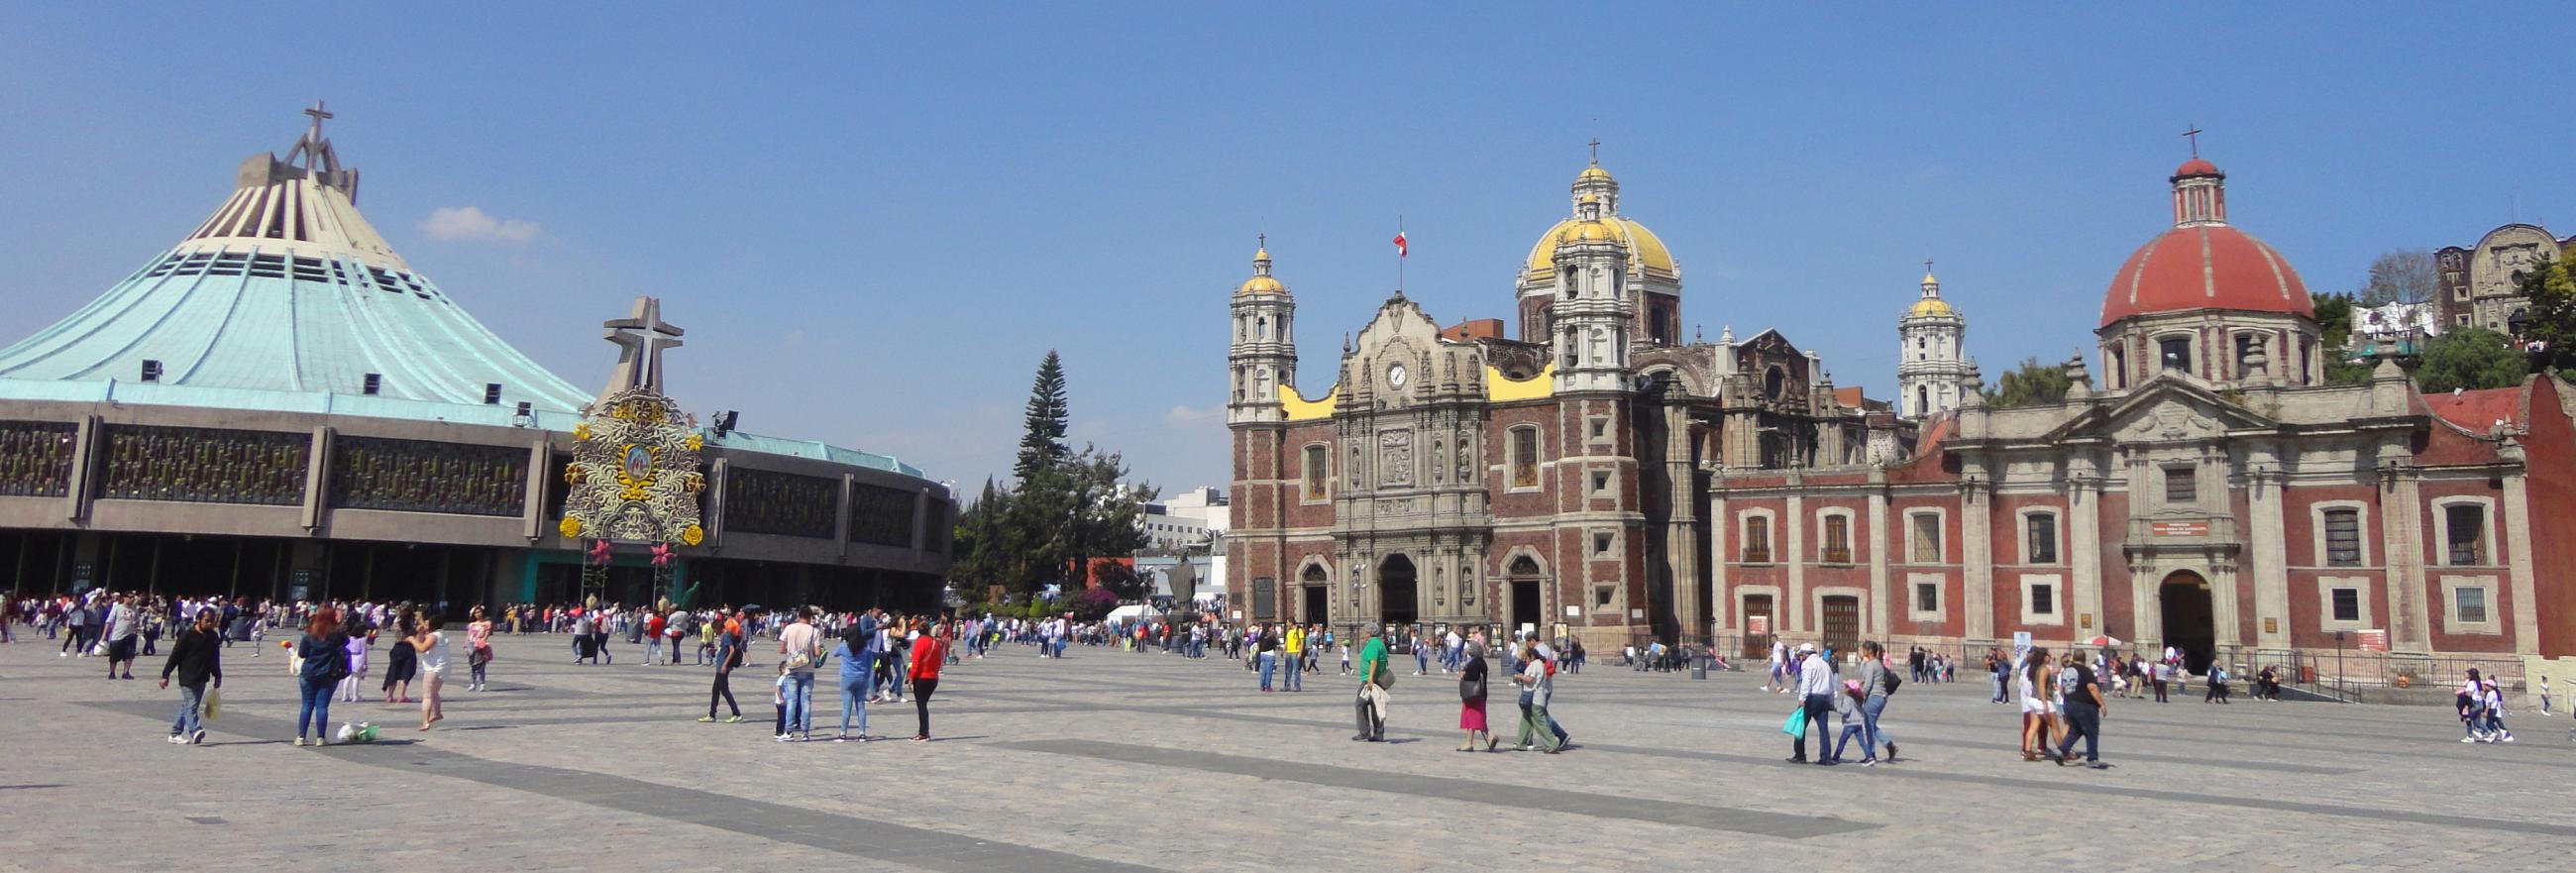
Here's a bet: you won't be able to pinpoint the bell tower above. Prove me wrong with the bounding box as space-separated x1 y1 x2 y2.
1550 194 1634 393
1229 239 1297 424
1896 263 1969 419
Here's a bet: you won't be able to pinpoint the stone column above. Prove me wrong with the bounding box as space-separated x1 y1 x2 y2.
2382 466 2430 654
1664 402 1702 643
1961 473 1994 644
2210 558 2243 649
1785 478 1806 633
1867 471 1890 638
2501 453 2540 656
2245 459 2292 654
2070 466 2103 640
1710 484 1731 633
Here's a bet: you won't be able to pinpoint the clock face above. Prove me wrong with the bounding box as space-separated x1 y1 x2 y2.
1386 365 1408 388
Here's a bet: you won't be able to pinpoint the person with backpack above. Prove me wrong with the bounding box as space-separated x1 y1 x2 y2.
1857 641 1899 764
1353 625 1390 742
293 608 349 746
1512 642 1560 754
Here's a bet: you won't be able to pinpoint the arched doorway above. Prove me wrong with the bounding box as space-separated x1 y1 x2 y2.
1300 563 1330 624
1507 556 1543 632
1379 554 1418 626
2160 571 2216 674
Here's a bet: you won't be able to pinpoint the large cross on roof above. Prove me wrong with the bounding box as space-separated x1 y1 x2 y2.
601 296 686 398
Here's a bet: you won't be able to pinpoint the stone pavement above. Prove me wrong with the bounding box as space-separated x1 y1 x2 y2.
4 631 2573 872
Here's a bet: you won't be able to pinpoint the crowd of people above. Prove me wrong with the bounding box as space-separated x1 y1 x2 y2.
11 590 2568 759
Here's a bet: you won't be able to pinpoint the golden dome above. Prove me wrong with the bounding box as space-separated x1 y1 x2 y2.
1236 274 1284 296
1526 217 1675 277
1560 220 1617 244
1908 297 1957 317
1578 164 1613 182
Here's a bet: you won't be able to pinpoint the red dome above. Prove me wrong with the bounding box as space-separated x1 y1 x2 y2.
2100 223 2312 327
2173 158 2221 177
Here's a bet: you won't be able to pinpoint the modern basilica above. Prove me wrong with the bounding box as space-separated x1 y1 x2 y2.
1227 154 2576 680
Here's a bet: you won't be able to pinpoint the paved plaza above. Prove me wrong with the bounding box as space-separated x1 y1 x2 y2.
3 633 2572 872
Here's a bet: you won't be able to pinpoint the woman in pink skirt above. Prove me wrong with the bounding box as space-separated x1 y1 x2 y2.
1457 631 1495 751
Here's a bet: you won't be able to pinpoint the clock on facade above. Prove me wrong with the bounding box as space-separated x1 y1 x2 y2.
1386 364 1408 388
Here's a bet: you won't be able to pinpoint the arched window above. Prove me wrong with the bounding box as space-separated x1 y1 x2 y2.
1509 425 1541 489
1916 385 1928 414
1764 367 1786 399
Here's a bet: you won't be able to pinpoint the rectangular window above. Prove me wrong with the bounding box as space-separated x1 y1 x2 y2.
2446 504 2484 566
1511 427 1540 489
2025 513 2058 564
1587 417 1607 439
1742 517 1771 564
1590 470 1611 495
1910 513 1941 563
1303 445 1328 500
2330 588 2361 622
1592 531 1614 557
1593 586 1614 607
1914 581 1939 613
2323 508 2362 567
2454 586 2489 624
2164 466 2196 504
1822 514 1852 564
2030 584 2056 616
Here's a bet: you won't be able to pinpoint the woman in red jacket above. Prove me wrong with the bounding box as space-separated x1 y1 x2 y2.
908 618 946 741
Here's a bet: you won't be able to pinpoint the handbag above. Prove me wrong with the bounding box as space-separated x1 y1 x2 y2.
1781 706 1809 737
203 688 222 721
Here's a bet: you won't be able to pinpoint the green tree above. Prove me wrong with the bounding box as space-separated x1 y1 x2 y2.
1013 351 1071 486
948 478 1014 600
1984 357 2073 408
2515 256 2576 378
2311 292 2376 384
2415 327 2527 393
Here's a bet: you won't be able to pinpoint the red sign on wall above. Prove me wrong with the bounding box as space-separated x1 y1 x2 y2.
1749 615 1771 636
2357 628 2388 652
2151 520 2210 537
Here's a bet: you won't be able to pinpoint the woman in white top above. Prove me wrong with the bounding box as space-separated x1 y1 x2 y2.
2017 647 2052 761
409 615 450 730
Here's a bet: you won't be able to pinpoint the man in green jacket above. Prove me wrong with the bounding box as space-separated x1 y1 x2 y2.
1353 626 1390 741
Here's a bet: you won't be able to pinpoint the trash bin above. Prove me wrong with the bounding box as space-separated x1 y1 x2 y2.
1692 655 1708 681
2299 665 2314 684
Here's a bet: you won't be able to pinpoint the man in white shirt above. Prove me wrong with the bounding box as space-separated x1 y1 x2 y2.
1788 642 1838 764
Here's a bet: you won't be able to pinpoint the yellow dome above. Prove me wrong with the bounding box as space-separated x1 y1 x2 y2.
1525 217 1675 277
1236 274 1284 296
1908 297 1957 317
1578 164 1613 181
1560 220 1616 244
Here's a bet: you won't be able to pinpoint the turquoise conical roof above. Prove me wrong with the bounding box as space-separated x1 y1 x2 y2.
0 106 591 422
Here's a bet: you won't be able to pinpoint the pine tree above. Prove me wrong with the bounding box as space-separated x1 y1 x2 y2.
2517 257 2576 378
1014 351 1071 486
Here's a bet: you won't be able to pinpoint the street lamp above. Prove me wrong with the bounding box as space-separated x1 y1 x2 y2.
2333 630 2346 702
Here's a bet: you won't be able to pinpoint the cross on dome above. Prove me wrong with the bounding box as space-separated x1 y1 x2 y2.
2182 123 2203 158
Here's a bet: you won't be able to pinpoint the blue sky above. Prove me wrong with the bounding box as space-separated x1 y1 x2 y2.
2 4 2569 494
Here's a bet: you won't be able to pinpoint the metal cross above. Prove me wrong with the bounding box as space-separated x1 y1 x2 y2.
2182 124 2202 158
1588 137 1601 164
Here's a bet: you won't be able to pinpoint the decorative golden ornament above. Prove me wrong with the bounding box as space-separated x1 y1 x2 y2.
680 524 704 546
558 516 584 539
685 433 704 452
573 422 591 441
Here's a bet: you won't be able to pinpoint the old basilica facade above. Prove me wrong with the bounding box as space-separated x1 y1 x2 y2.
1226 155 2576 675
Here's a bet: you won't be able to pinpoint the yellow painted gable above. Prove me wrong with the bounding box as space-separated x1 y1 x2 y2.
1281 385 1339 421
1484 363 1555 401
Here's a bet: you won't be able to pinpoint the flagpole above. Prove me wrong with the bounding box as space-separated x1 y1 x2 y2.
1398 214 1406 292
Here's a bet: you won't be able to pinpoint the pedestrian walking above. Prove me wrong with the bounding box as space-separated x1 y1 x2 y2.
1857 641 1897 764
1512 643 1560 754
1352 625 1389 742
382 610 418 704
160 607 224 745
103 595 142 679
699 609 746 723
909 618 944 741
1457 633 1494 752
2052 651 2109 769
2018 646 2055 761
1255 625 1278 692
338 626 373 703
1826 679 1869 764
294 609 349 746
1786 642 1836 764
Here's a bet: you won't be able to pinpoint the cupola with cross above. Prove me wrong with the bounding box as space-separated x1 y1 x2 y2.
1517 141 1684 349
1896 261 1970 419
1229 236 1298 424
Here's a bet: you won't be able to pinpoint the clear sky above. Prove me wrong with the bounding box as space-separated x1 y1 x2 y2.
2 4 2569 495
